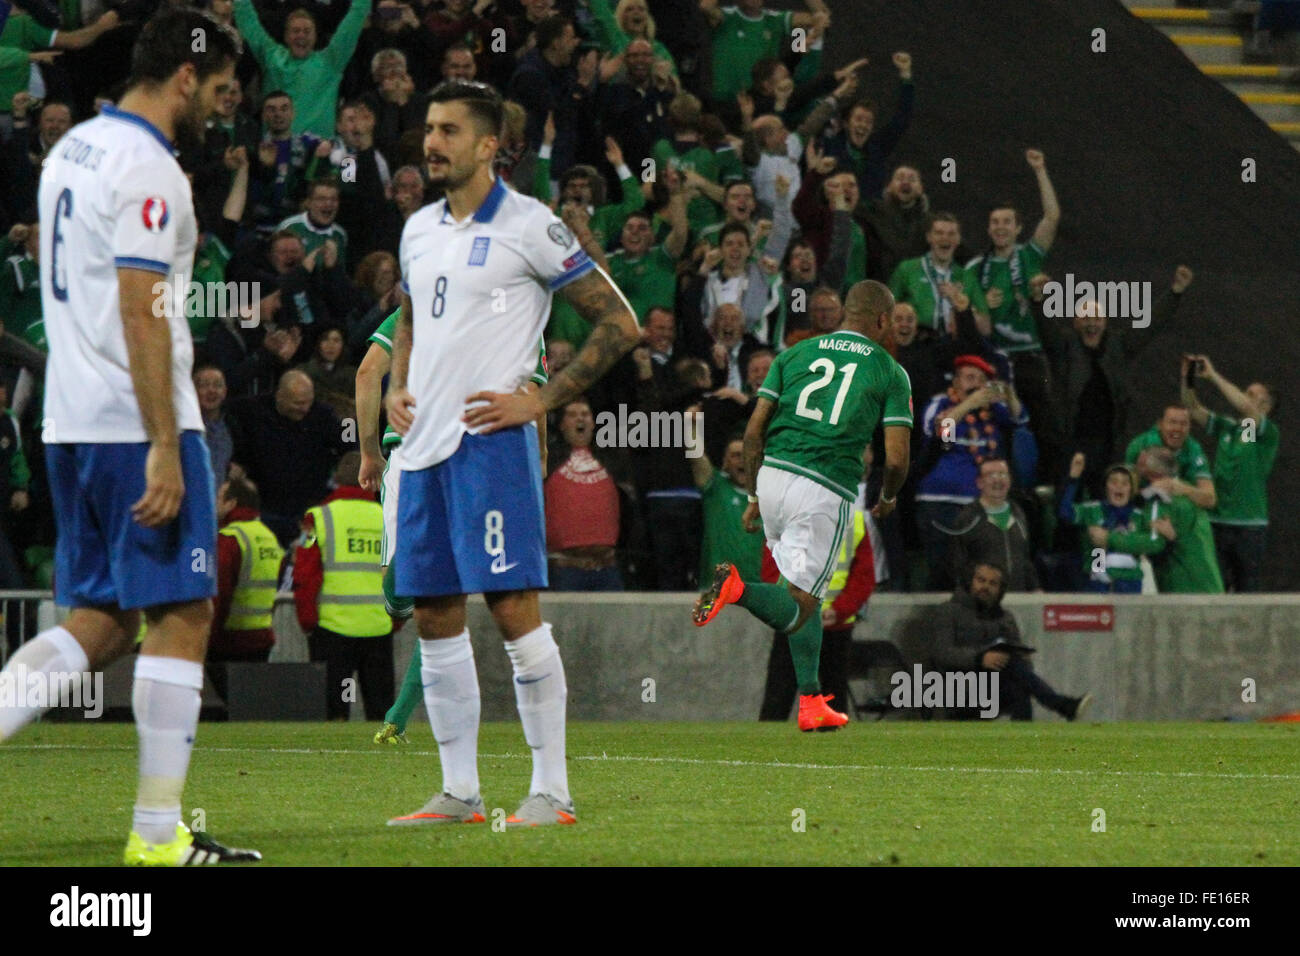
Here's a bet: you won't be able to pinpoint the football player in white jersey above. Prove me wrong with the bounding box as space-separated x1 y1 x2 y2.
384 81 639 827
0 9 259 865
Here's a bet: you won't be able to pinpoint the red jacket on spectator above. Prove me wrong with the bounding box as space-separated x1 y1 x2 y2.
760 531 876 633
791 167 834 275
292 485 376 633
213 505 278 656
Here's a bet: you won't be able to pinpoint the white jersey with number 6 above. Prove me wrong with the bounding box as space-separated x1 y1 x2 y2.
38 105 203 444
395 177 609 471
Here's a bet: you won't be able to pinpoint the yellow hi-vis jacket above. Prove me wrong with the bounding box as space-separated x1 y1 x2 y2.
219 518 283 630
305 498 390 638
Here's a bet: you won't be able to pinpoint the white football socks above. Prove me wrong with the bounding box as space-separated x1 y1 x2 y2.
132 656 203 845
0 626 89 742
420 631 481 802
507 623 570 806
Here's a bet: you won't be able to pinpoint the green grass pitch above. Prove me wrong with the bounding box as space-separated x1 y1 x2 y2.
2 721 1297 866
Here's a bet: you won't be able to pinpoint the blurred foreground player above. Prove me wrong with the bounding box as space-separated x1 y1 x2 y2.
384 81 639 826
694 281 912 732
0 9 259 865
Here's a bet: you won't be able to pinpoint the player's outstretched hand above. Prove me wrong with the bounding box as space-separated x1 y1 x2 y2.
742 500 762 534
462 389 545 434
358 451 384 493
386 387 416 436
133 443 184 528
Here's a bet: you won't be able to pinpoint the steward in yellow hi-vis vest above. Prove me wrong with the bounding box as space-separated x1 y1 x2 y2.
212 477 283 662
293 452 394 721
759 498 878 721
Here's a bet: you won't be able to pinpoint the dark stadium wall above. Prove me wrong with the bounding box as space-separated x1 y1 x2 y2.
774 0 1300 588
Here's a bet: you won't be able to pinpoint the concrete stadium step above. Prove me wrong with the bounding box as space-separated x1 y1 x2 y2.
1201 62 1300 81
1127 6 1236 27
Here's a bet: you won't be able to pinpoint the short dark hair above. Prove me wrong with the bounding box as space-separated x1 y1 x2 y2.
262 90 292 107
427 79 503 137
750 56 783 88
535 15 573 54
745 347 775 374
624 209 653 227
927 211 960 231
988 201 1021 225
193 361 224 379
718 222 752 247
723 180 755 201
844 98 878 119
129 8 238 89
223 476 260 511
306 177 340 198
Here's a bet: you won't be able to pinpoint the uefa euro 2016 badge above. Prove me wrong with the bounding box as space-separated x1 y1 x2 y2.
468 236 491 266
141 198 170 232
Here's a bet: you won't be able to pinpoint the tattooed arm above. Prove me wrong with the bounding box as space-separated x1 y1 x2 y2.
463 268 639 431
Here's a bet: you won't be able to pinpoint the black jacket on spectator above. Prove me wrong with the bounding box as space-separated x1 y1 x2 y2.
939 499 1040 593
510 48 592 174
336 146 393 268
822 80 915 200
597 79 672 173
190 114 262 230
860 195 929 282
924 588 1023 672
227 235 357 336
227 394 349 526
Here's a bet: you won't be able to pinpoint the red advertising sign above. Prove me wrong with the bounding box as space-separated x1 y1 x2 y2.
1043 604 1114 631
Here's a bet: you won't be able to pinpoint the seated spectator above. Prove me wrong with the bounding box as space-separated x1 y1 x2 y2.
248 91 331 234
233 0 372 139
888 212 990 338
914 355 1026 584
209 477 283 699
1129 447 1224 594
1124 403 1216 511
822 52 914 200
1058 453 1146 594
698 223 772 340
194 363 233 492
545 397 629 591
293 451 393 720
298 325 358 421
1035 266 1192 493
939 458 1040 592
228 369 349 545
861 162 929 281
1181 354 1279 592
925 562 1091 721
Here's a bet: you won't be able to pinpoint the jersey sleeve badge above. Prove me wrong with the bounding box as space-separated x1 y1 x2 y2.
141 198 170 232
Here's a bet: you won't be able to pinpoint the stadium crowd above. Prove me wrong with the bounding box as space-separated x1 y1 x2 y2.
0 0 1282 647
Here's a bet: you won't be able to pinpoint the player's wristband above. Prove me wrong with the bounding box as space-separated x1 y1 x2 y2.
879 494 896 505
746 494 758 504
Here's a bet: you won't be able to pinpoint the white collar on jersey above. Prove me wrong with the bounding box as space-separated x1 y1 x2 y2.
438 176 509 227
101 105 175 154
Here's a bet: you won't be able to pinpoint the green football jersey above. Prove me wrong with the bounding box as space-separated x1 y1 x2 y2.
651 138 722 235
1124 427 1212 483
608 246 677 322
757 330 913 501
1205 411 1279 526
966 241 1045 353
887 254 989 332
368 310 548 451
710 6 791 103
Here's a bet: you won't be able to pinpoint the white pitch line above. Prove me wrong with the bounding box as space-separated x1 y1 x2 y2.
10 743 1300 782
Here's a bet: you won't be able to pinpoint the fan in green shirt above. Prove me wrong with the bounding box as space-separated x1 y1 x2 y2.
586 0 678 76
888 214 990 336
1124 405 1218 513
607 198 688 322
1180 356 1279 528
0 9 120 112
234 0 371 139
699 0 828 104
964 150 1060 354
535 135 645 250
